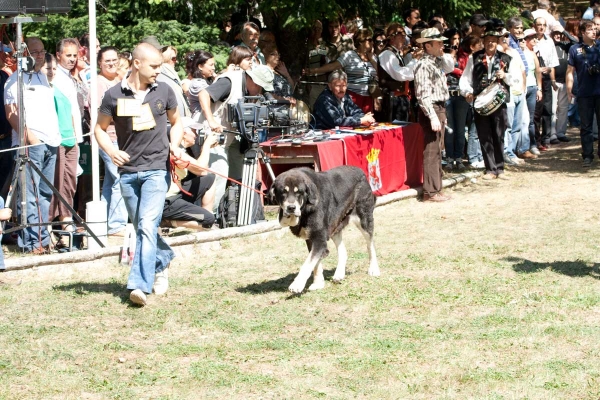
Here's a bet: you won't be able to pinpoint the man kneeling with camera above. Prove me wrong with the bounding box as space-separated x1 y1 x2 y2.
162 117 220 231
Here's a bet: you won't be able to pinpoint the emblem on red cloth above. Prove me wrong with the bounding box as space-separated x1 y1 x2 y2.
366 148 382 191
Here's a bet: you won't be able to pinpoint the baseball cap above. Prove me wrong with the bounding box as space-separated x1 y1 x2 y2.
470 14 489 26
246 65 274 92
550 22 565 33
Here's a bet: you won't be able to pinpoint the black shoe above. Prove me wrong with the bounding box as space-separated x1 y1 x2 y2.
557 136 571 142
550 139 560 145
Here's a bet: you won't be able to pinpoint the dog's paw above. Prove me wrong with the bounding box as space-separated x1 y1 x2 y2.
308 280 325 291
288 280 306 294
368 265 381 277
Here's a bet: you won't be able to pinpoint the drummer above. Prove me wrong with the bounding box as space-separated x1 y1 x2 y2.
459 20 521 180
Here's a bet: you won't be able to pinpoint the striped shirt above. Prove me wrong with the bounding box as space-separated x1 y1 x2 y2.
337 50 377 97
414 53 454 122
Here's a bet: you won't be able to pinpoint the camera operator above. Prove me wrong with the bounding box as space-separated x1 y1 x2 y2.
162 117 218 231
566 20 600 167
197 64 274 209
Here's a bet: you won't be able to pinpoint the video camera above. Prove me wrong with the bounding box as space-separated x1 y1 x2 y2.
227 95 296 143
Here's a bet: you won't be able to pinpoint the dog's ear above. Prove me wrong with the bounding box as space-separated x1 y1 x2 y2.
305 179 319 206
268 183 279 205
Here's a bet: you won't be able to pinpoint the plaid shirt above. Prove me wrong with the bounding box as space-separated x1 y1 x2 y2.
313 87 364 129
414 53 453 122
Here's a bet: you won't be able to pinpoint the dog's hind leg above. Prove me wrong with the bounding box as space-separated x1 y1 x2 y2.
353 214 380 277
331 231 347 283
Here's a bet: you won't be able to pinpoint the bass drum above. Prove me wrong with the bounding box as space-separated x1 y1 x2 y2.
473 82 508 116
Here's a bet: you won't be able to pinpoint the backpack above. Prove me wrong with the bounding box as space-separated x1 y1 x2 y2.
218 180 265 228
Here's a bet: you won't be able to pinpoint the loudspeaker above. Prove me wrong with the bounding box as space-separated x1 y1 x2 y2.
0 0 71 16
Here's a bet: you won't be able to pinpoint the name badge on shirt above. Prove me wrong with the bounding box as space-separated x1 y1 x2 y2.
132 103 157 131
117 98 143 117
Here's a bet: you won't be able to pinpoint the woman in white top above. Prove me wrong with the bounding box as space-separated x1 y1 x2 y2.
522 30 543 156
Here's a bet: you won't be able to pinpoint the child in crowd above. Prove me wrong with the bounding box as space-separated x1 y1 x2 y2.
0 196 12 269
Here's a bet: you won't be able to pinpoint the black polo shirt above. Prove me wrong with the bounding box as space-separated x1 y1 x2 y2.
99 80 177 173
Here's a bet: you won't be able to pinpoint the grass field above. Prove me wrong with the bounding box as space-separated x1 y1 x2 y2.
1 135 600 399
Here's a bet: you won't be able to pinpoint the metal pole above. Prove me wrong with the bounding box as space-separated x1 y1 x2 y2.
88 0 99 202
16 22 26 227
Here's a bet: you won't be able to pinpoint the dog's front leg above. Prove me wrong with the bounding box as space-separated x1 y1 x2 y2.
289 238 328 294
331 232 347 283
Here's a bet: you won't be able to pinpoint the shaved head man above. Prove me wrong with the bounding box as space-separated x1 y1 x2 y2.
94 40 185 306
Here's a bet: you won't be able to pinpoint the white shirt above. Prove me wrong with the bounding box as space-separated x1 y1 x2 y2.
4 71 60 147
459 51 521 96
531 9 557 36
53 64 83 142
378 47 418 81
534 35 559 69
502 46 526 95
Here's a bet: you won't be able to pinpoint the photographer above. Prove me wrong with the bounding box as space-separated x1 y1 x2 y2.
198 64 274 209
162 117 218 230
566 20 600 167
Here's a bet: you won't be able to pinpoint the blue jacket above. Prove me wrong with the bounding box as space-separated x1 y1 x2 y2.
313 88 364 129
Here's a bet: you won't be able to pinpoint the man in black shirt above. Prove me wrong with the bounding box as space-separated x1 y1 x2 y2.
550 23 573 143
95 42 184 306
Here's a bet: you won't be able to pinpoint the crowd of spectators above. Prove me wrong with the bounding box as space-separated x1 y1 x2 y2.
1 0 599 262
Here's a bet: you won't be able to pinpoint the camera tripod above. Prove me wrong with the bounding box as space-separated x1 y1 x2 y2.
237 140 275 226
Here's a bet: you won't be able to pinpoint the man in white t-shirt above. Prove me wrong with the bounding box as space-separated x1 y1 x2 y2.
4 37 60 253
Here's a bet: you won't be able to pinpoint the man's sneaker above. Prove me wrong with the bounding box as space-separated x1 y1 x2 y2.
557 136 571 142
583 158 593 168
456 161 467 171
509 156 525 165
153 266 169 295
130 289 147 306
517 150 537 159
530 147 541 156
444 158 454 172
470 160 485 169
504 155 517 165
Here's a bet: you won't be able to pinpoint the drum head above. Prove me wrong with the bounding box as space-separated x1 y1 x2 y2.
289 100 311 124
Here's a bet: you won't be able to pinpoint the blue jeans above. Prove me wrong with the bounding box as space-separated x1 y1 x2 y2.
16 143 57 251
525 86 537 150
120 170 174 294
467 107 483 163
578 96 600 160
505 92 527 157
445 95 469 160
99 142 128 234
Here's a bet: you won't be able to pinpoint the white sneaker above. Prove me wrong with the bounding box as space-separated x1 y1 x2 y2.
153 267 169 295
470 160 485 169
129 289 147 306
530 147 541 156
510 156 525 165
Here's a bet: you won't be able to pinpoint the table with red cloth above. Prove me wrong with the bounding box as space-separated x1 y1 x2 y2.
260 123 424 196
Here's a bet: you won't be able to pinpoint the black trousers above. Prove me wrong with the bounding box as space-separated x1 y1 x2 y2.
474 105 508 175
534 77 552 145
382 94 410 122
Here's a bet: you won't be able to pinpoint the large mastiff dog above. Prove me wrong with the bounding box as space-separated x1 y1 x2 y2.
270 166 380 293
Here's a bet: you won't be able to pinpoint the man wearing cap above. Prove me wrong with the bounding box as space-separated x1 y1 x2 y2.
378 22 422 122
142 36 191 119
94 42 184 306
550 22 575 143
162 116 217 231
198 64 274 209
470 14 489 38
313 69 375 129
533 17 559 150
566 19 600 167
413 28 455 202
459 22 521 179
